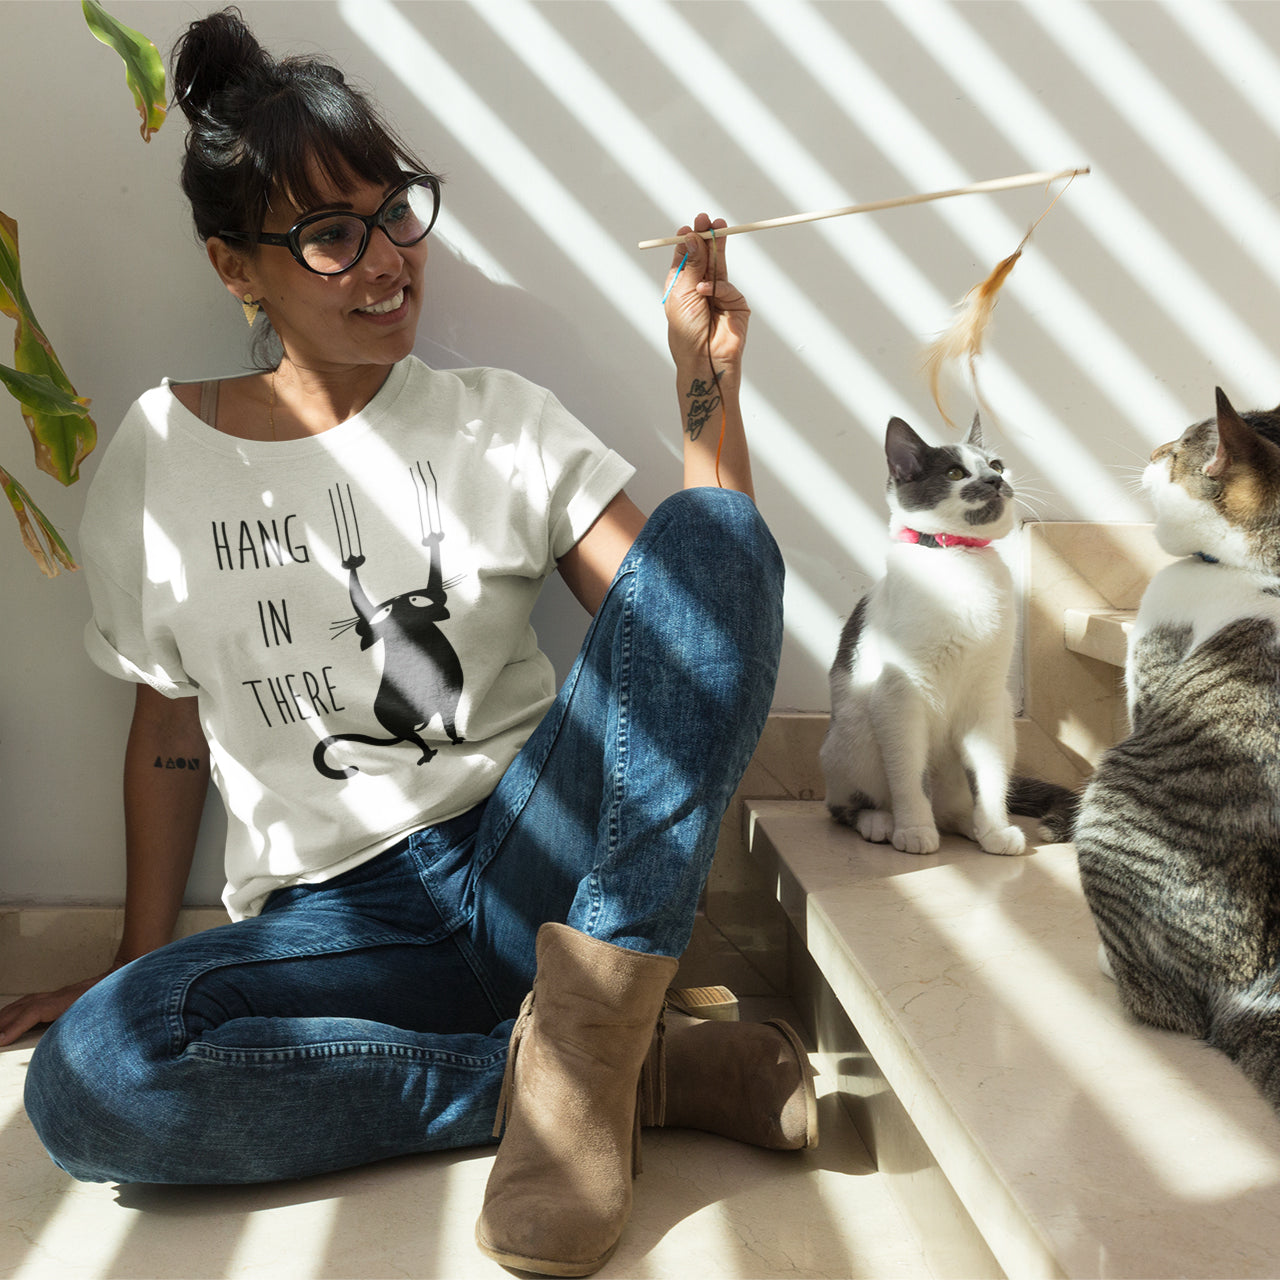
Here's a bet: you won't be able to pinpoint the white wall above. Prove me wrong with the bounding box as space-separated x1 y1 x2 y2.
4 0 1280 906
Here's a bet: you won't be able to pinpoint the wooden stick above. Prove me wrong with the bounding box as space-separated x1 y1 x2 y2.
636 166 1090 250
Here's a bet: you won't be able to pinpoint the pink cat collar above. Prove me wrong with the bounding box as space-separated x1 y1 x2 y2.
895 527 992 550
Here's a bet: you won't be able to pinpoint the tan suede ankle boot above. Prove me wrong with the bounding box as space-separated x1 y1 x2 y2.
475 923 678 1278
638 1009 819 1150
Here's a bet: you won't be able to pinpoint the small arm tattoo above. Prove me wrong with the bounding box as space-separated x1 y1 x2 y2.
685 376 721 442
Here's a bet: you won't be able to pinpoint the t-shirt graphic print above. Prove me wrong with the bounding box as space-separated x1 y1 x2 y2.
314 464 466 781
81 358 633 918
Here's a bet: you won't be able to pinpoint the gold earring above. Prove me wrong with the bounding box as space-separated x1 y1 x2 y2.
242 294 260 327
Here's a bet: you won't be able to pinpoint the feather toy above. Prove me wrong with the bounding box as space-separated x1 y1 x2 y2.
923 245 1023 430
923 171 1081 429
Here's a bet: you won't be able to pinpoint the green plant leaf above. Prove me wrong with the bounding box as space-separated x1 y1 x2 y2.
0 365 91 418
0 211 97 485
0 463 77 577
82 0 167 142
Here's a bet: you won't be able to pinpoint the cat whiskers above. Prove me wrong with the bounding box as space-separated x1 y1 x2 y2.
329 616 361 640
1113 461 1150 499
1013 494 1049 521
1108 442 1157 498
1009 476 1053 521
1113 438 1155 467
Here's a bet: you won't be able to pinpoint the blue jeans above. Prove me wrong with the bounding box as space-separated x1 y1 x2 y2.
25 489 784 1184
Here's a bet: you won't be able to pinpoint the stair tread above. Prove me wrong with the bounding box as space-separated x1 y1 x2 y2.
749 800 1280 1280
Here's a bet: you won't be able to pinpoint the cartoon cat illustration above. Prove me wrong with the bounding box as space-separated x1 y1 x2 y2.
314 465 465 780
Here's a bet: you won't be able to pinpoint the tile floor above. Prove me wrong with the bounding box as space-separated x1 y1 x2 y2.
0 1001 935 1280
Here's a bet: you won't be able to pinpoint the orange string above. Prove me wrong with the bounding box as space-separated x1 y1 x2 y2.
706 227 726 489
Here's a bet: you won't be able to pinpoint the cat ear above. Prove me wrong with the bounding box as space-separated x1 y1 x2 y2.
885 417 928 482
966 412 983 448
1206 387 1251 478
1204 386 1280 484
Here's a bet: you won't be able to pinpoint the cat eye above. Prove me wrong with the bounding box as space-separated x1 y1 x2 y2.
946 466 967 481
990 460 1005 474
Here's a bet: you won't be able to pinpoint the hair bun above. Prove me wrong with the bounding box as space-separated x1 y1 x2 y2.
169 5 432 259
171 6 272 125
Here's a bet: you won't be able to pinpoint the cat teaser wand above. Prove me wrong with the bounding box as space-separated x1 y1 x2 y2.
636 167 1089 250
649 166 1089 436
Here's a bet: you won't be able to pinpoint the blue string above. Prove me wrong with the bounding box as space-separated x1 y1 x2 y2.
660 251 689 304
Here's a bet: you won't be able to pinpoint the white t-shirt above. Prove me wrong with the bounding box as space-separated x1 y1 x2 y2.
81 357 634 918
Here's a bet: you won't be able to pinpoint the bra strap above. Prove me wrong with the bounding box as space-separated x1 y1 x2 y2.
197 380 220 428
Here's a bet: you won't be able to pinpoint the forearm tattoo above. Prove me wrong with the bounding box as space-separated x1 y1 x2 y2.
684 376 721 442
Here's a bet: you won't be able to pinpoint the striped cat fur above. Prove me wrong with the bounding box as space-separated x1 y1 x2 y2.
1074 388 1280 1106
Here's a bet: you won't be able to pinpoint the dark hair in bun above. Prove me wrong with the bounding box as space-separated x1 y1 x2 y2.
171 7 433 244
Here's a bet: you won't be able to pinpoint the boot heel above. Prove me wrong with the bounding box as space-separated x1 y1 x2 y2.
664 984 738 1021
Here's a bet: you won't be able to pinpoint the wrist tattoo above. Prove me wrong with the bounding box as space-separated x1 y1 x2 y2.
685 376 721 442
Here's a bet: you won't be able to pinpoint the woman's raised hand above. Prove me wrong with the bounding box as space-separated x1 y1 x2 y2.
663 213 750 380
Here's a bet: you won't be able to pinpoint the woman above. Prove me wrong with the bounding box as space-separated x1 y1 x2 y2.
1 10 809 1276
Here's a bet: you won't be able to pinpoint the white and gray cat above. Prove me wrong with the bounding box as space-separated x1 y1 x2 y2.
820 414 1028 857
1073 388 1280 1107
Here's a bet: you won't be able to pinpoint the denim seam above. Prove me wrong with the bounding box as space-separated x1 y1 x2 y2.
442 926 506 1023
475 610 594 865
476 555 640 869
406 839 472 937
588 569 636 937
183 1041 509 1067
164 932 457 1056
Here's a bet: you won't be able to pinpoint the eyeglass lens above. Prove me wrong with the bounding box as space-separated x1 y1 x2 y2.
296 180 437 274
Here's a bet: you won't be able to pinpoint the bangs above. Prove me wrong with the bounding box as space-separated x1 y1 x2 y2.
241 71 430 228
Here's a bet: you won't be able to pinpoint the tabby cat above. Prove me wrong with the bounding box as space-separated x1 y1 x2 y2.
1074 388 1280 1106
820 414 1028 856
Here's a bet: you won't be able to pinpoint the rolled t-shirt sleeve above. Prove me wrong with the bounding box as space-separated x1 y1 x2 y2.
81 554 198 698
531 388 635 563
79 394 199 699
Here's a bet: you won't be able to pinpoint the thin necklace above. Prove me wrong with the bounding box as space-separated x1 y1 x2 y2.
268 370 277 440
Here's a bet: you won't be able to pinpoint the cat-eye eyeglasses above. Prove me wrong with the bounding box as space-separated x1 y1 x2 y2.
219 174 441 276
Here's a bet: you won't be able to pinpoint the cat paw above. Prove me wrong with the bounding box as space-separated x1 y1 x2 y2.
892 824 940 854
976 824 1028 857
855 809 895 843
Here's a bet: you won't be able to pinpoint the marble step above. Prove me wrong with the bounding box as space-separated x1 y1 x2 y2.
747 800 1280 1280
